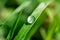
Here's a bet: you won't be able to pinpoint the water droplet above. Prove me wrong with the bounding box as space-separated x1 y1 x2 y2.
27 16 35 24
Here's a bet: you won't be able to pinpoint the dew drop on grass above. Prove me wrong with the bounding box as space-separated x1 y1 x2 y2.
27 16 35 24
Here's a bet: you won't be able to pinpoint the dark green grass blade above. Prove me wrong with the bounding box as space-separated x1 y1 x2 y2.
6 1 31 40
14 0 53 40
6 0 41 40
25 11 47 40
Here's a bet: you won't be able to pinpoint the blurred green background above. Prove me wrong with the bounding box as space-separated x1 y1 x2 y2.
0 0 60 40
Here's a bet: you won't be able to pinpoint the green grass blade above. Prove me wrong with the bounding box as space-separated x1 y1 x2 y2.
25 11 47 40
3 1 31 24
6 1 31 40
14 0 53 40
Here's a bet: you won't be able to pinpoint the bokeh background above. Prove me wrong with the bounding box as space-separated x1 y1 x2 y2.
0 0 60 40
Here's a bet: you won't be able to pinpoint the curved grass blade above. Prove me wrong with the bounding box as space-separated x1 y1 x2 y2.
14 0 53 40
12 0 40 39
25 11 47 40
3 1 31 25
6 1 31 40
6 0 41 40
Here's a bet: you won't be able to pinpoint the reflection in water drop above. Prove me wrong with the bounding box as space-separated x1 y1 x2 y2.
27 16 35 24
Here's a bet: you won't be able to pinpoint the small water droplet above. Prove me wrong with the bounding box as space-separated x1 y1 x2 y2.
27 16 35 24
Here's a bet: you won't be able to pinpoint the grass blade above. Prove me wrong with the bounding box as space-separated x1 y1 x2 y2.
14 0 53 40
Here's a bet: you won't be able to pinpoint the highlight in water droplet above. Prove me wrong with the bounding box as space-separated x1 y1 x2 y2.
27 16 35 24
